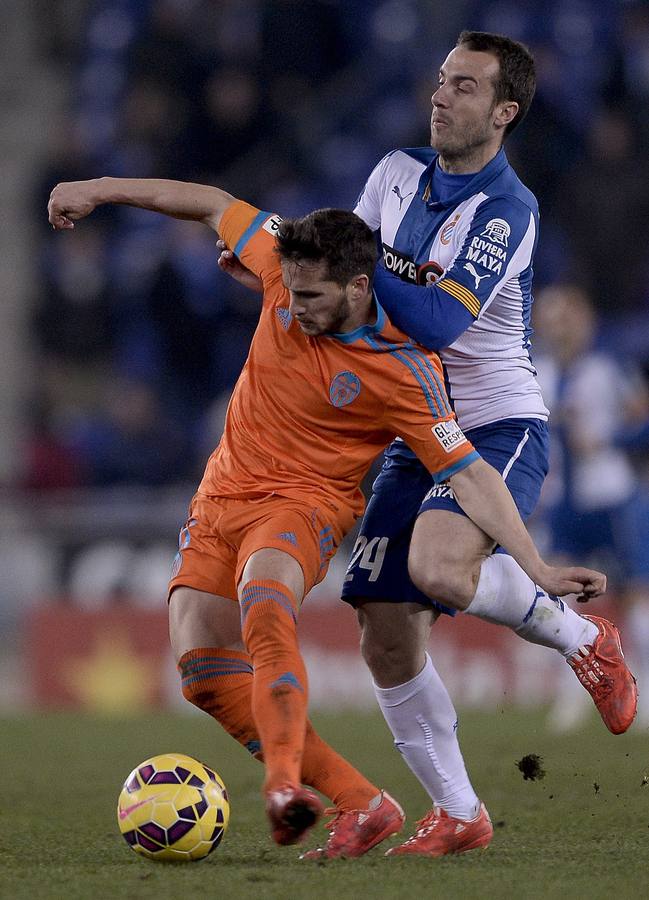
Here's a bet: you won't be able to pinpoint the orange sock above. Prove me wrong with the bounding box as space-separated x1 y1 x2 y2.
179 643 380 809
301 722 378 810
240 579 308 793
179 648 262 757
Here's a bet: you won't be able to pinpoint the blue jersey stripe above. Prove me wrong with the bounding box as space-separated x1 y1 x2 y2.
398 343 452 416
369 334 451 417
233 210 271 257
396 346 447 416
364 334 443 417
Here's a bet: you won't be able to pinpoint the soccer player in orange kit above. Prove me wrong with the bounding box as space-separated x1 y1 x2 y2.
48 177 606 853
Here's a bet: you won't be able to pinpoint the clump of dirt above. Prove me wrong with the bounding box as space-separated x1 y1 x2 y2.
516 753 546 781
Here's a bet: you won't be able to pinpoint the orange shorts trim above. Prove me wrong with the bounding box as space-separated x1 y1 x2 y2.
168 492 353 602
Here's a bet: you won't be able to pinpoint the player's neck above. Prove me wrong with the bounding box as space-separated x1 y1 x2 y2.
338 292 376 333
437 142 502 175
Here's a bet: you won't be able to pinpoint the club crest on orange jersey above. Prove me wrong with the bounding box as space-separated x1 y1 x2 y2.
329 371 361 407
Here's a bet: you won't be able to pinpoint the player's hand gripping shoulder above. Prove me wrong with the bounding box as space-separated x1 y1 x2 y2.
216 239 263 293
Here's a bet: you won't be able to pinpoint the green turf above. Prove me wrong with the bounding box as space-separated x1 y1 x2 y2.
1 708 647 899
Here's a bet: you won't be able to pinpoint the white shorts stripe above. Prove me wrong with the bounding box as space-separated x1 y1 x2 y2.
502 427 530 483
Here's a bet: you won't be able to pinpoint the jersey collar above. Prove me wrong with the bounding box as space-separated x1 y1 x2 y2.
327 294 386 344
424 147 510 210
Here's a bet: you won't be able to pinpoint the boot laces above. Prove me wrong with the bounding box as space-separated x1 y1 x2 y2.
569 645 614 698
404 808 441 843
320 807 356 844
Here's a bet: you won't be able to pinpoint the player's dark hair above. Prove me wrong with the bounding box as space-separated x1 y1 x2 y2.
457 30 536 135
275 208 378 288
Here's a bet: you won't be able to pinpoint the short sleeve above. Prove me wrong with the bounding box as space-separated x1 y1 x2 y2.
219 200 283 287
354 153 395 231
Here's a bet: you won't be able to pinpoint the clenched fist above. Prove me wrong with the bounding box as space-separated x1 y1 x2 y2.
48 179 102 229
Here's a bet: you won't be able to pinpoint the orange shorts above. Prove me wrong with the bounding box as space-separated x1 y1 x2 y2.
168 491 355 602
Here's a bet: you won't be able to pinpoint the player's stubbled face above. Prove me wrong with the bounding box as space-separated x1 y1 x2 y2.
282 259 352 336
430 47 500 160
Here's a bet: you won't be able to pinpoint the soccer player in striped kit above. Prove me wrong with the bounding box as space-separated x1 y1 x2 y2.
335 31 638 857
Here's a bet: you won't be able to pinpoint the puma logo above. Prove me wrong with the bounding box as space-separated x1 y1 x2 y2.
463 261 491 290
392 185 414 210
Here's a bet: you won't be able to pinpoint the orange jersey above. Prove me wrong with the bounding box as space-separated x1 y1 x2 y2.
198 201 479 520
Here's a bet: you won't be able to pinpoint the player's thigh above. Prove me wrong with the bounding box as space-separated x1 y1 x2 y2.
408 508 494 607
169 494 239 601
169 587 243 662
240 548 305 602
167 495 242 660
409 418 549 605
342 458 454 614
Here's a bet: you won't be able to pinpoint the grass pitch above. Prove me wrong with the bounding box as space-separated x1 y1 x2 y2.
2 708 647 900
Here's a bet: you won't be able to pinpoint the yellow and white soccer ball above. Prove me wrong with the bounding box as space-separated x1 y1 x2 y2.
117 752 230 861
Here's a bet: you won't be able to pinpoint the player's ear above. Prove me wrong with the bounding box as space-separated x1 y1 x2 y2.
494 100 518 130
349 273 370 297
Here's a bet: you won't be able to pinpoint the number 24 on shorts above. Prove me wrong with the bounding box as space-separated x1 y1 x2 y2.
346 536 389 582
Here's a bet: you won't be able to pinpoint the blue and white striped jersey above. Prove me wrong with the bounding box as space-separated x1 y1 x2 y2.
355 146 549 431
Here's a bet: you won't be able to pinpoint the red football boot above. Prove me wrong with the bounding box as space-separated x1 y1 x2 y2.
386 803 493 857
568 615 638 734
300 791 404 859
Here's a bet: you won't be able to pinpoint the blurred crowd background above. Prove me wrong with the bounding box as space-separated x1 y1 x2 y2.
1 0 649 719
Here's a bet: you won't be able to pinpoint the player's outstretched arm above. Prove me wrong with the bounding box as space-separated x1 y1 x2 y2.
48 178 237 232
448 458 607 601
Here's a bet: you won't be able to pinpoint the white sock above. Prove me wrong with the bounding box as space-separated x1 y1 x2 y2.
466 554 598 657
373 653 480 820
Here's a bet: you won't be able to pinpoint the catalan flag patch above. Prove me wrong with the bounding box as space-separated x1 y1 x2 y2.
437 278 481 317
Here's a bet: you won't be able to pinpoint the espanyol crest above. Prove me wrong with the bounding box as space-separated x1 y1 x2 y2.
329 371 361 407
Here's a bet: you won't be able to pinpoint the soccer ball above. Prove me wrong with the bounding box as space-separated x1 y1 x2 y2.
117 752 230 861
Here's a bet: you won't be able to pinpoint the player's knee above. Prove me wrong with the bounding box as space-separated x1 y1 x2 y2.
239 580 299 663
358 618 422 685
407 556 474 611
168 590 207 664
